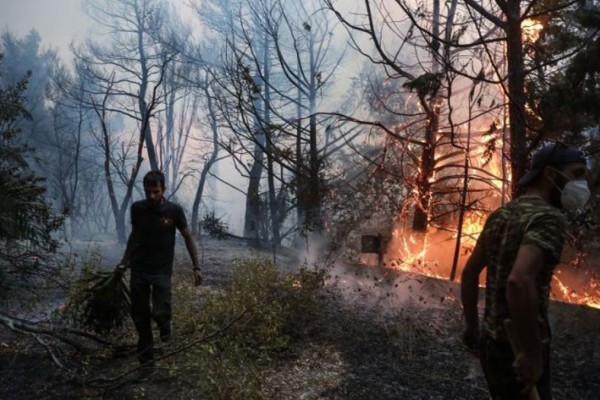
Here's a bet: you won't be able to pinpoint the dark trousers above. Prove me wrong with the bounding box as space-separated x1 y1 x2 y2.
479 334 552 400
130 271 172 365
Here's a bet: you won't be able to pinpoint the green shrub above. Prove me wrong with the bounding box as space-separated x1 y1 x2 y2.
168 258 329 399
59 253 130 335
200 211 229 239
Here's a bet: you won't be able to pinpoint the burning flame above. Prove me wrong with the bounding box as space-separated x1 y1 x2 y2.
370 111 600 311
522 18 544 43
459 212 485 250
387 224 600 310
553 272 600 309
384 229 443 278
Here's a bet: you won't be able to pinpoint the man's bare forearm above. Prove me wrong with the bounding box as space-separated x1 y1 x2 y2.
184 234 199 269
506 245 545 356
507 277 542 354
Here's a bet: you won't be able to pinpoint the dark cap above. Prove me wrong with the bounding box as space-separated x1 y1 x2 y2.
517 143 586 187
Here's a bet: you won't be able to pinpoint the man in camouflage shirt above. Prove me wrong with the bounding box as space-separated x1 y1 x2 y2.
461 143 589 399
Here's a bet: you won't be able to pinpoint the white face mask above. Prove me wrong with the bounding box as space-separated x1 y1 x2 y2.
561 180 590 210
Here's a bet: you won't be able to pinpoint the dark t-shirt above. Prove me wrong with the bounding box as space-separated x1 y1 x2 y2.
129 199 188 274
479 196 566 342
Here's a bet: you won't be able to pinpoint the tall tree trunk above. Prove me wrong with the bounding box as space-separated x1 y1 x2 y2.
505 3 527 198
307 108 321 232
244 141 264 239
93 89 128 244
295 84 306 246
192 87 220 236
412 0 441 232
262 35 281 245
412 110 437 232
450 121 473 281
306 34 322 233
244 71 265 239
266 137 280 244
101 124 126 244
136 7 159 172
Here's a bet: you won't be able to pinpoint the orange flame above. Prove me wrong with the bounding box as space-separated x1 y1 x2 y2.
522 18 544 43
374 119 600 310
553 273 600 309
459 212 485 250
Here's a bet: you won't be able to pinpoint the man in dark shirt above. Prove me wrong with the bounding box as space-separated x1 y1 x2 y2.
461 143 589 399
116 171 202 368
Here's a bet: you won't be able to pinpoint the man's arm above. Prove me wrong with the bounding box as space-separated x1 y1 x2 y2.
116 227 138 272
460 238 487 352
506 244 545 389
179 226 202 286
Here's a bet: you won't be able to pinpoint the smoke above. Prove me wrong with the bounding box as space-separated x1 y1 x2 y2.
291 232 460 317
325 260 460 319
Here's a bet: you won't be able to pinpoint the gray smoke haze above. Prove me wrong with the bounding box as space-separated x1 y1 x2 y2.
0 0 90 61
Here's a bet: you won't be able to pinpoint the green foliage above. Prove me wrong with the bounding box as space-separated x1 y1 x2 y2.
0 53 63 298
402 72 443 99
59 254 131 335
200 211 230 239
533 2 600 135
168 258 329 399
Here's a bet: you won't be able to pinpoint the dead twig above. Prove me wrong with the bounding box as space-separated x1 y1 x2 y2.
33 334 67 371
0 311 115 349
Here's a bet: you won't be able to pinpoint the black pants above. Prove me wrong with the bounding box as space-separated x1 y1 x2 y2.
130 271 172 365
479 334 552 400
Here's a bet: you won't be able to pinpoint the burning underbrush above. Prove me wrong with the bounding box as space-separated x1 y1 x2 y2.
354 220 600 312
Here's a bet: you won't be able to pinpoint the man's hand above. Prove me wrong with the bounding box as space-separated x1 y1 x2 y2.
462 325 479 357
193 269 203 287
513 350 543 395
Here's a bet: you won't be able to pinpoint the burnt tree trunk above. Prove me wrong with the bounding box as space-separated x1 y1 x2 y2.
450 123 473 281
412 111 437 232
505 3 527 198
305 33 322 234
412 0 441 232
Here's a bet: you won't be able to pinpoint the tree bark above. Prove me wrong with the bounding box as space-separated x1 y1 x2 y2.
244 72 266 239
191 86 219 236
505 3 527 198
412 0 441 232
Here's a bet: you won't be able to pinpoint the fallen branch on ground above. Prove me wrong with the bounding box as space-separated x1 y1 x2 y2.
0 311 116 371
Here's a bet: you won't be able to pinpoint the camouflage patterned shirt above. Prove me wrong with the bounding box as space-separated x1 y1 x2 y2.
479 196 566 341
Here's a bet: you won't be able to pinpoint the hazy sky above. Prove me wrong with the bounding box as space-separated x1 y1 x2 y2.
0 0 90 60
